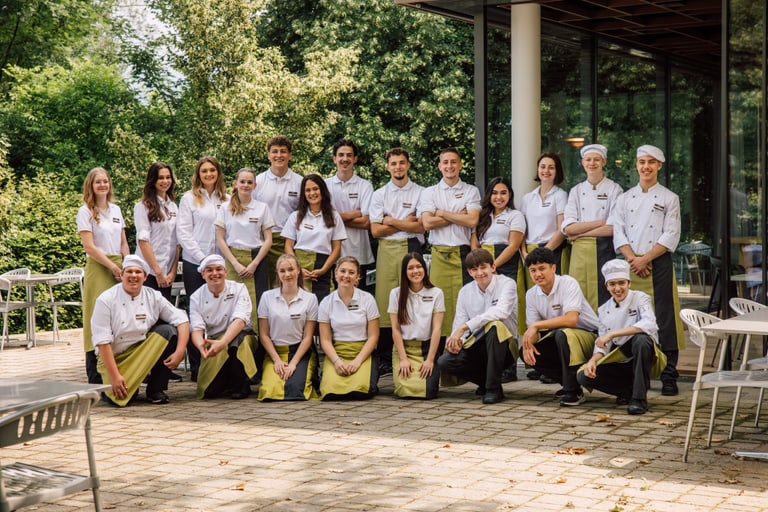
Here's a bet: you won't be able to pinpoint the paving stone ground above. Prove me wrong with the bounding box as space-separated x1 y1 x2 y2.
1 330 767 512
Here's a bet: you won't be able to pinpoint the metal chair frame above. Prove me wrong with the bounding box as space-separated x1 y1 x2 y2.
729 297 768 427
43 268 85 343
0 269 32 351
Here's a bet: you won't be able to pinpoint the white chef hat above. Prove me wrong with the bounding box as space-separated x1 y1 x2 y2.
636 144 665 163
601 259 630 282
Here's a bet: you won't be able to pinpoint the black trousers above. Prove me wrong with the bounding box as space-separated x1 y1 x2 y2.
531 329 579 394
576 334 655 400
146 323 179 395
182 259 205 374
437 326 508 390
145 274 173 302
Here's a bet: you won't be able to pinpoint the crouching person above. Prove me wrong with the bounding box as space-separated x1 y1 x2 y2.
438 248 518 404
522 248 599 406
577 259 667 415
94 255 190 406
190 255 258 400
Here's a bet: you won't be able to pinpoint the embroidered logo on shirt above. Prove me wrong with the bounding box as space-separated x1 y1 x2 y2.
628 308 638 316
454 192 464 199
224 293 235 301
541 202 551 207
491 299 499 305
303 224 314 230
249 217 260 223
347 301 360 311
552 304 562 311
290 313 302 320
135 313 147 321
421 295 434 302
495 218 506 224
653 204 665 212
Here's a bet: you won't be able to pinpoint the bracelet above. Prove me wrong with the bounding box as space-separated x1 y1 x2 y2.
332 357 341 365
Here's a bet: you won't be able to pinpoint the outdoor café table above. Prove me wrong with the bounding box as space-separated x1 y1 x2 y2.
701 308 768 460
0 379 107 414
4 273 57 348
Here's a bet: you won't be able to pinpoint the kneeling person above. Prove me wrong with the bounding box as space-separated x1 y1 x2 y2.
438 248 518 404
522 248 599 406
577 259 666 415
94 255 190 406
190 255 258 400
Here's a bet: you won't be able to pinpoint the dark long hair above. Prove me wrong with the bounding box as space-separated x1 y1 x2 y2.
295 174 336 229
142 161 176 223
397 252 434 326
476 177 514 241
535 152 565 185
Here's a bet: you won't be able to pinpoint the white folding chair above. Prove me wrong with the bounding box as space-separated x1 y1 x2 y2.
680 308 768 462
0 268 32 351
729 297 768 427
0 390 102 512
45 268 85 343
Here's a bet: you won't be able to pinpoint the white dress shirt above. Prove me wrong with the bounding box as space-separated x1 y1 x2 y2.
453 274 518 336
189 280 253 337
177 189 227 264
257 287 318 346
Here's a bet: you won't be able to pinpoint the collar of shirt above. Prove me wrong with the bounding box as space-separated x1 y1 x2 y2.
438 179 464 191
533 274 562 297
386 179 414 192
266 168 295 181
534 185 561 201
330 173 359 185
276 289 307 306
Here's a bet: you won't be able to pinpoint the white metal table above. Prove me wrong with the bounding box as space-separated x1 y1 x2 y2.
4 273 57 348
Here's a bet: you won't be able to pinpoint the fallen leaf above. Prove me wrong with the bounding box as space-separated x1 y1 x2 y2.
595 414 611 422
616 495 630 505
718 478 742 484
508 479 517 485
536 471 544 476
658 419 675 426
609 506 624 512
135 501 145 506
104 505 117 510
443 444 451 448
352 421 363 426
328 468 345 473
555 476 567 484
565 502 575 509
219 460 229 465
555 447 587 455
230 482 246 491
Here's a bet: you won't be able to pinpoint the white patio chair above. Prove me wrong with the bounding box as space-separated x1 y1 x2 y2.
45 267 85 343
0 390 102 512
0 268 32 351
680 308 768 462
729 297 768 427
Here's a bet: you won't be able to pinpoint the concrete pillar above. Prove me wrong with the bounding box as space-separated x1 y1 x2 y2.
510 3 541 196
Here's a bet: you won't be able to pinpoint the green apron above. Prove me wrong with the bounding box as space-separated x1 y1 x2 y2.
196 334 258 399
83 254 123 352
97 332 168 407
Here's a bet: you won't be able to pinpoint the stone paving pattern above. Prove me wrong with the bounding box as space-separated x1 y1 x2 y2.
1 330 767 512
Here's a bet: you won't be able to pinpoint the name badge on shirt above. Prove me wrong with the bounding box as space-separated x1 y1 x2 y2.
597 193 608 200
136 313 147 321
290 313 302 320
288 191 298 197
628 308 638 317
552 304 562 311
421 295 434 303
491 299 499 306
541 201 551 207
349 192 359 199
224 293 235 301
303 223 314 230
454 192 464 199
112 217 120 223
347 301 360 311
653 203 666 213
495 218 506 224
249 217 260 223
402 202 413 209
216 204 222 209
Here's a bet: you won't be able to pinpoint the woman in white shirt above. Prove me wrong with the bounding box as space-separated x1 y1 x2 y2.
257 254 320 401
216 168 274 330
134 162 179 301
282 174 346 305
388 252 444 399
77 167 130 383
318 256 379 400
176 156 228 379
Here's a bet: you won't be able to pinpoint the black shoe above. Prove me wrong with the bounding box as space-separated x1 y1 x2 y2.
553 387 565 398
616 396 630 406
661 381 679 396
231 385 251 400
627 399 648 415
475 386 486 396
147 391 169 404
482 388 504 404
526 370 541 381
559 392 585 407
191 369 199 382
539 374 557 384
378 363 393 377
169 372 183 383
501 368 518 383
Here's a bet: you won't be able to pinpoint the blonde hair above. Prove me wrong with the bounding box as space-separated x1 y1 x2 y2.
191 156 226 207
228 168 255 216
82 167 112 224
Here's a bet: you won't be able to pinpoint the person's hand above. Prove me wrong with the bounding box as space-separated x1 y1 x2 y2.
283 362 297 381
446 334 463 354
398 359 413 379
303 268 316 281
346 357 362 374
204 339 227 358
272 359 288 379
237 262 253 278
110 373 128 400
595 334 612 350
111 265 122 281
521 327 540 366
332 357 347 376
584 360 597 379
164 349 185 370
419 359 434 379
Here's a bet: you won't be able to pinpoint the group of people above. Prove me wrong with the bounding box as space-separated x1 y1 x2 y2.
77 136 683 415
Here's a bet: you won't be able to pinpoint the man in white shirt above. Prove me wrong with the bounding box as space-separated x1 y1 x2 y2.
438 249 518 404
522 248 599 406
420 147 481 336
577 259 665 415
608 144 683 396
189 255 258 400
325 139 374 290
370 147 425 375
93 255 190 406
253 136 304 286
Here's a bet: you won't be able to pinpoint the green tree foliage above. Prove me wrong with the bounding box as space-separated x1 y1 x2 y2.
0 0 116 88
256 0 475 187
0 60 152 190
